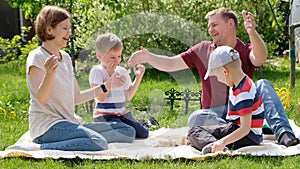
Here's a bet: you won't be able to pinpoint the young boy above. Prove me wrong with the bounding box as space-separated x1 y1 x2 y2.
188 46 264 154
89 33 149 138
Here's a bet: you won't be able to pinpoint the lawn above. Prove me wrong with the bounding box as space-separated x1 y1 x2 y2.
1 58 300 168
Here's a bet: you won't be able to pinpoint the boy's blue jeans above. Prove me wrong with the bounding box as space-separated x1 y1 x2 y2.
94 112 149 139
188 79 294 140
33 121 136 151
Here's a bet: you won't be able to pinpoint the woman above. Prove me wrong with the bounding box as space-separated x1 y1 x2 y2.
21 5 135 151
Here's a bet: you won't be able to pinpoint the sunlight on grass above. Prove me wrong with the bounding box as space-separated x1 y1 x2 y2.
1 58 300 168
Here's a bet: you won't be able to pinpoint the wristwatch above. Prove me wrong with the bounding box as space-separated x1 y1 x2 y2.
100 84 107 93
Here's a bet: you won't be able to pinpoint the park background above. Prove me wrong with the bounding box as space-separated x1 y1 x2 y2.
1 0 300 168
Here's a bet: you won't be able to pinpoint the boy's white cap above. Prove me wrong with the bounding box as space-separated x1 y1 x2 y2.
204 46 240 80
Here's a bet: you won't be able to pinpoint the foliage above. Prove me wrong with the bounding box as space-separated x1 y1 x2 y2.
7 0 74 19
18 36 39 63
5 0 291 65
0 35 22 63
0 26 38 64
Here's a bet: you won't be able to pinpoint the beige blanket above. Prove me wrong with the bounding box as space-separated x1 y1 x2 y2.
1 120 300 161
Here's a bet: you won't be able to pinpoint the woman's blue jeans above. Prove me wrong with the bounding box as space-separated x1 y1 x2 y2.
188 79 295 140
33 121 136 151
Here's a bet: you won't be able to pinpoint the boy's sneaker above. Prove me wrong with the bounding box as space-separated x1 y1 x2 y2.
201 144 229 155
201 145 212 154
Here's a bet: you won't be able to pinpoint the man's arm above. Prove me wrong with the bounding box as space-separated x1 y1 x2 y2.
128 47 188 72
242 11 268 67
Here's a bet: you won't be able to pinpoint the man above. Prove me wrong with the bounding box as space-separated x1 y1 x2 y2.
128 8 298 146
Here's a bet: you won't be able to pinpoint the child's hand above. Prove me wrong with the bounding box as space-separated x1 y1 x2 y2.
106 62 116 76
211 140 226 153
110 72 126 88
133 64 145 78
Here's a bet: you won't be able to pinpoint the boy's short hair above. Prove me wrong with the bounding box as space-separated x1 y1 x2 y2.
205 7 238 30
96 33 123 56
204 46 240 80
35 6 71 42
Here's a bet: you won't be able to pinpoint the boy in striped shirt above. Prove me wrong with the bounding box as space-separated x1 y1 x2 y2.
89 33 149 138
188 46 264 154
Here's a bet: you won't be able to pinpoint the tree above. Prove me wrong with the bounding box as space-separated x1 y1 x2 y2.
6 0 289 59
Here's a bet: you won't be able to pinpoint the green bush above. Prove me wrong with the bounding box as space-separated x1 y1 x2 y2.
6 0 290 62
0 35 22 63
0 26 38 64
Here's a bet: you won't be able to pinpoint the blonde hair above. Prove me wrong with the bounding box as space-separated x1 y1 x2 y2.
96 33 123 56
35 6 71 42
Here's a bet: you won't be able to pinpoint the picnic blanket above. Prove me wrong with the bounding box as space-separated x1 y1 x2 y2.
1 120 300 161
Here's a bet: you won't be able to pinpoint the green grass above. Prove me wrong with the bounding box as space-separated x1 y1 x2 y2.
1 58 300 168
1 155 300 168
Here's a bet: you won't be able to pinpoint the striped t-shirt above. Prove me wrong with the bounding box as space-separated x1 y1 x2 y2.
227 76 264 143
89 65 132 118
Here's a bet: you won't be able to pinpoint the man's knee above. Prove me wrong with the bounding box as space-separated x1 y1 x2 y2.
256 79 274 89
188 110 203 128
188 110 223 128
256 79 272 88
